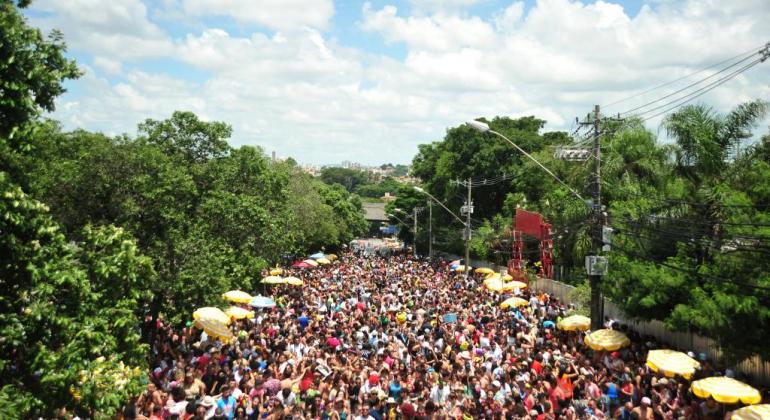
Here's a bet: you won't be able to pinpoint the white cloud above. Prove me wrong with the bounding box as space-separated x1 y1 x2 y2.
181 0 334 30
494 1 524 31
92 57 123 75
361 4 496 51
408 0 484 14
30 0 173 60
34 0 770 165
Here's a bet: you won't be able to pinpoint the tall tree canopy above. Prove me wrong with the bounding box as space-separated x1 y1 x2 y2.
407 107 770 362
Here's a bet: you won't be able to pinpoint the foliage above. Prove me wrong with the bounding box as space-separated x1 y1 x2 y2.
409 105 770 362
0 175 153 417
319 167 370 192
354 176 402 198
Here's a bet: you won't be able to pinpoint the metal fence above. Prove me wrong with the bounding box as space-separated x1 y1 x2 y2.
433 252 770 386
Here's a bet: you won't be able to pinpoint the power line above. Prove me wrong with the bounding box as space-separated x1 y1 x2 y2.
605 43 767 111
639 57 767 122
618 45 767 116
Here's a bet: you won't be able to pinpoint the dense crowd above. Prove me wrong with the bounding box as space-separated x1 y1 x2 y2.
124 251 764 420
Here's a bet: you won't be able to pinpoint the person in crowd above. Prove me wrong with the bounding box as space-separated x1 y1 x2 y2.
129 251 764 419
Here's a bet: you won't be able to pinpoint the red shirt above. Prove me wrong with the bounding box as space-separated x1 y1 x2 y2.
532 360 544 375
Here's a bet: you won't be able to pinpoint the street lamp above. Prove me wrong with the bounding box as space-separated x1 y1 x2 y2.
465 120 585 202
414 186 471 278
389 208 421 258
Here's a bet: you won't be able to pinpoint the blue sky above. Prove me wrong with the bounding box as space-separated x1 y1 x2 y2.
24 0 770 165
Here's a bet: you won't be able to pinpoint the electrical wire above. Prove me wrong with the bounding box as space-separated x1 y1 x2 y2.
639 57 766 122
606 44 766 111
618 48 764 116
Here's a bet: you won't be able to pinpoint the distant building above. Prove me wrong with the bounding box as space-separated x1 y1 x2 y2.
362 202 388 237
381 192 396 202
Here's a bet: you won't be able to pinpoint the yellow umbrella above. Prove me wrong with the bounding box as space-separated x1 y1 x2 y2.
284 276 304 286
503 281 527 290
316 258 331 265
454 265 471 272
193 307 230 325
584 329 630 351
303 259 319 267
485 278 504 292
222 290 252 303
261 276 285 284
327 254 338 261
692 377 761 404
225 306 254 320
500 297 528 309
731 404 770 420
193 318 233 341
646 349 700 379
557 315 591 331
269 268 284 276
475 267 495 275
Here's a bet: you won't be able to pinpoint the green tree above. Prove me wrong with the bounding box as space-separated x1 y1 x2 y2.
0 174 153 416
138 111 232 164
319 167 370 192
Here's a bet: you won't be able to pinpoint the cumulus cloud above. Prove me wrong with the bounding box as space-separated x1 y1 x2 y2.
27 0 770 164
181 0 335 30
31 0 174 60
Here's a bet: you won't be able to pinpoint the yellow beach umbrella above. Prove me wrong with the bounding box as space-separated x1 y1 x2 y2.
557 315 591 331
225 306 254 320
503 281 528 290
193 318 233 341
269 268 284 276
284 276 304 286
500 297 528 309
261 276 284 284
193 307 230 325
222 290 252 304
316 257 331 265
692 377 761 405
731 404 770 420
454 265 471 272
584 329 630 351
485 278 504 292
303 259 319 267
475 267 495 275
646 349 700 379
327 254 338 261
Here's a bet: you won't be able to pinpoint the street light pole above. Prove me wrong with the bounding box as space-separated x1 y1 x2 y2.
462 178 472 280
466 120 584 202
413 207 419 258
428 200 433 260
414 186 468 267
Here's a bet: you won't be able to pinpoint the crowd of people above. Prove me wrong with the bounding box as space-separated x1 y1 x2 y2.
124 250 765 420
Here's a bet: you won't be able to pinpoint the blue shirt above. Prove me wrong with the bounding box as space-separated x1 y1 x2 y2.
217 395 237 419
389 382 402 398
298 315 309 329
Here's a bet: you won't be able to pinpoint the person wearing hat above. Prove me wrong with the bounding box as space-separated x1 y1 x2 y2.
198 395 216 419
633 396 654 420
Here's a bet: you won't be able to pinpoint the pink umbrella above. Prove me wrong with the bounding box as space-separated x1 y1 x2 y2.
292 261 313 268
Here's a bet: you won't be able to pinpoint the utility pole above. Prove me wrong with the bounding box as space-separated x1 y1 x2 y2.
589 104 604 330
413 206 419 258
461 177 473 280
428 200 433 260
